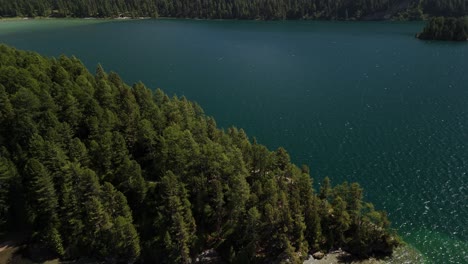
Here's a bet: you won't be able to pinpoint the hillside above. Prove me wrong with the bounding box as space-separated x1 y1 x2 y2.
0 45 401 263
0 0 467 20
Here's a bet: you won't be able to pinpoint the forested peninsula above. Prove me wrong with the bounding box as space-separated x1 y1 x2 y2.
0 0 467 20
417 16 468 41
0 45 401 263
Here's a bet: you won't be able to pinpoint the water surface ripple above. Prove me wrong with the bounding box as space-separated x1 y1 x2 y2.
1 19 467 263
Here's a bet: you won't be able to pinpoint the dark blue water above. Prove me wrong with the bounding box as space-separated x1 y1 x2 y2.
1 19 467 263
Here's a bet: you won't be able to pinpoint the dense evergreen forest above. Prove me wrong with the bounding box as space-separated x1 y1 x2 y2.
0 44 400 263
417 16 468 40
0 0 467 20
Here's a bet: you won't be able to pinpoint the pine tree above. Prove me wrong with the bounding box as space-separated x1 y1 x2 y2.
155 171 195 263
111 216 141 263
0 45 400 263
0 156 16 233
319 176 331 200
0 84 14 125
331 196 350 246
23 158 64 256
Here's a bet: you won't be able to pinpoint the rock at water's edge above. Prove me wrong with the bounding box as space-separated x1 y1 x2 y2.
312 251 325 259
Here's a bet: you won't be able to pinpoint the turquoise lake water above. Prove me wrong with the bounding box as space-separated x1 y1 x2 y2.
0 19 467 263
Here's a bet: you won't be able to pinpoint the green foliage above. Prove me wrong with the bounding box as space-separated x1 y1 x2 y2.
423 0 468 17
23 158 59 227
0 44 400 263
417 16 468 41
41 226 65 256
153 171 195 263
0 0 467 20
0 155 17 233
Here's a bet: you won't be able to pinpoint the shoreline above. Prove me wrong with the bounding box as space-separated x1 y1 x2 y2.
0 16 150 21
0 15 425 22
304 244 426 264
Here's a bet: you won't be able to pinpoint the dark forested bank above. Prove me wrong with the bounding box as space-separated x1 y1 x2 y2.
417 16 468 40
0 44 400 263
0 0 467 20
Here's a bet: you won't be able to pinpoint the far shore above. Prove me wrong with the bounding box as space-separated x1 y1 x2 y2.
0 16 153 21
0 15 427 23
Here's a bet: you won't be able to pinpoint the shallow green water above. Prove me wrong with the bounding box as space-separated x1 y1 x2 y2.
0 19 467 263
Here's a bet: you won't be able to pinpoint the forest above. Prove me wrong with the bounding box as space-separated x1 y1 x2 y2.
417 16 468 40
0 0 467 20
0 44 401 263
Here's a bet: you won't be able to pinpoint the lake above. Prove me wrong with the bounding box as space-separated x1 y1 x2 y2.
0 19 467 263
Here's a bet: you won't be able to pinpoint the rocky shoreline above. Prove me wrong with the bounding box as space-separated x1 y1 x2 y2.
303 244 425 264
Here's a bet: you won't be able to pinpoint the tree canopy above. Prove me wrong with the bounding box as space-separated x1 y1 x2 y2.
0 0 467 20
0 44 400 263
417 16 468 41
